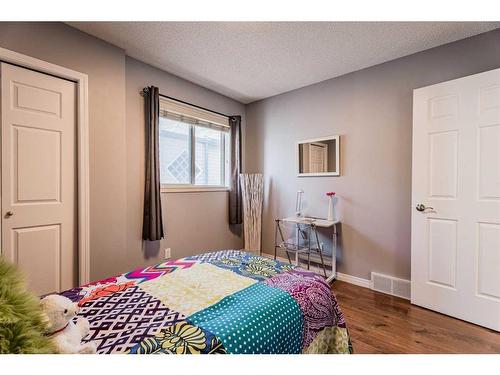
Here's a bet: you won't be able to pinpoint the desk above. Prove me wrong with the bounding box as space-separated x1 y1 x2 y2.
275 216 340 283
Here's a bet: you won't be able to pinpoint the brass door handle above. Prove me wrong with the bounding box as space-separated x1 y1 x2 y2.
5 211 14 218
416 204 434 212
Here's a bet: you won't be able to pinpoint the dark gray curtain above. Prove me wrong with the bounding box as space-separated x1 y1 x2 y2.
229 116 243 225
142 86 164 241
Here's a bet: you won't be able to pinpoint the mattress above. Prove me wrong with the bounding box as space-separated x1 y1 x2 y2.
60 250 352 354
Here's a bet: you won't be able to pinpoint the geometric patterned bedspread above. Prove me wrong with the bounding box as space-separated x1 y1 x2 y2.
60 250 352 354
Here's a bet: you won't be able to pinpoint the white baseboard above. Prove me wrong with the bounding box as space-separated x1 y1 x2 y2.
336 272 371 288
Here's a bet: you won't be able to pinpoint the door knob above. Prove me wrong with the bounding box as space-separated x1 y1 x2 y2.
5 211 14 218
416 204 434 212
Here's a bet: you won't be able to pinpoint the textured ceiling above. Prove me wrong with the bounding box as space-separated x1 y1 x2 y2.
68 22 500 103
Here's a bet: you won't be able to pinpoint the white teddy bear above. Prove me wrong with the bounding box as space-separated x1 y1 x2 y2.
40 294 96 354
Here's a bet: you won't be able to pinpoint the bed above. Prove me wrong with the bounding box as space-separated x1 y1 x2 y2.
60 250 352 354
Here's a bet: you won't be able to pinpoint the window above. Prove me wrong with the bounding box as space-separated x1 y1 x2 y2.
159 98 230 189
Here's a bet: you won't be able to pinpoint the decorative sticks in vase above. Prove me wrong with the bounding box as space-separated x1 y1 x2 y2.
240 173 264 254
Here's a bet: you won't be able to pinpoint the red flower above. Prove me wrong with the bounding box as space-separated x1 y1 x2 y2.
326 192 336 197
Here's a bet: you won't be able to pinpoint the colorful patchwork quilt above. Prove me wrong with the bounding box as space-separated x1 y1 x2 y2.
60 250 352 354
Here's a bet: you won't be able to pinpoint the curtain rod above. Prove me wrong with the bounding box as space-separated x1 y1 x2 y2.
140 88 231 119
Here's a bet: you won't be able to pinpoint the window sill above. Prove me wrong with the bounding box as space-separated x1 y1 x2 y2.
161 186 229 193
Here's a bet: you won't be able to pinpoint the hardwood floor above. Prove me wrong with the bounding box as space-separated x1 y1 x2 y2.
331 280 500 354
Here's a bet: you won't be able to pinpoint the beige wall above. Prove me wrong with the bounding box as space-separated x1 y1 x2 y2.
245 28 500 281
124 57 244 269
0 22 244 281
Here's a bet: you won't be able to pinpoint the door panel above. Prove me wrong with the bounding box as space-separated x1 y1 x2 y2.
428 218 457 288
429 131 458 198
412 68 500 331
13 125 61 203
478 125 500 200
478 84 500 126
13 81 62 117
14 225 61 294
477 222 500 300
1 63 76 295
429 94 458 120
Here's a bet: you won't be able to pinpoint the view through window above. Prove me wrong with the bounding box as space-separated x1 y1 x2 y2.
159 105 229 188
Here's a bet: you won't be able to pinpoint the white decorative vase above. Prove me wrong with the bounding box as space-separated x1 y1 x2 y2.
327 197 334 221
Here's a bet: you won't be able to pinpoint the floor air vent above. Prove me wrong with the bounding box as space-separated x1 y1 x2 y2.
371 272 410 300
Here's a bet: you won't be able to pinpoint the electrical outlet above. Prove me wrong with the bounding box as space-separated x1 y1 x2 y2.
164 248 171 259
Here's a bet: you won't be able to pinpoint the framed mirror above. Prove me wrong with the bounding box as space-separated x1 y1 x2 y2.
297 135 340 177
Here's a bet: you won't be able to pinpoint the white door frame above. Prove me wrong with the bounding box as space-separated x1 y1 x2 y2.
0 47 90 285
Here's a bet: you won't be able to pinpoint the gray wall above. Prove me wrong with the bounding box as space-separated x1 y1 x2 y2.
0 22 244 281
125 56 244 270
1 22 499 283
245 29 500 280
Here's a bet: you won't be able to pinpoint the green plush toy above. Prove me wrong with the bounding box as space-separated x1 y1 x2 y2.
0 257 55 354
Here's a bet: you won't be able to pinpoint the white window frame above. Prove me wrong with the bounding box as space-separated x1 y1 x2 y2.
159 98 230 193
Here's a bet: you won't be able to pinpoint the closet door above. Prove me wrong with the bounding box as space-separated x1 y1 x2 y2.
411 67 500 331
1 63 77 295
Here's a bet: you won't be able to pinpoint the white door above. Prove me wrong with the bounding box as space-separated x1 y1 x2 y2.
412 67 500 331
1 63 77 295
309 143 328 173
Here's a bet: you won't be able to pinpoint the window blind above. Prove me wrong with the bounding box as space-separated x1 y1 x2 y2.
159 97 229 132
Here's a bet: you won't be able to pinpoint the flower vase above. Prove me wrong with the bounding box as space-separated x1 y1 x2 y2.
327 197 334 221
